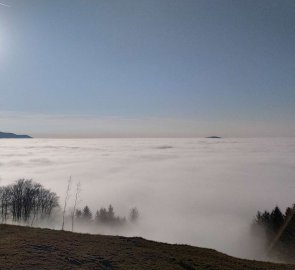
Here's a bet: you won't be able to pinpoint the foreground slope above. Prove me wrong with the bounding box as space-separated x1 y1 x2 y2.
0 224 293 270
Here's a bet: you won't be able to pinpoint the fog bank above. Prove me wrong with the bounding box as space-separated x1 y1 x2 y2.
0 138 295 259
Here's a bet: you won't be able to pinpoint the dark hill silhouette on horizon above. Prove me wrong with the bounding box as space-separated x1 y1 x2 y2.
206 136 222 139
0 131 32 139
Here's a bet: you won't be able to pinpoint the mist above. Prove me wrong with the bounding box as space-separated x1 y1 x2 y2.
0 137 295 260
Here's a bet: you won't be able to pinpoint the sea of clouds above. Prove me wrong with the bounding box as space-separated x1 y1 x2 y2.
0 137 295 259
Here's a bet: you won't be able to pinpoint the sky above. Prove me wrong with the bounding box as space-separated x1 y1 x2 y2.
0 0 294 137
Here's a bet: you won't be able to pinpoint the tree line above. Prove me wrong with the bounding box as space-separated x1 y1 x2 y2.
0 179 140 233
252 204 295 262
62 178 140 232
74 204 139 226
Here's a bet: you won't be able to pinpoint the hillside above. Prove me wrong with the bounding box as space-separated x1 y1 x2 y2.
0 132 32 139
0 224 294 270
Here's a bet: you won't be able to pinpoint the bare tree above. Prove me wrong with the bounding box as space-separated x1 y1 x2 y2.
31 186 58 226
61 177 72 230
71 182 81 232
0 186 11 223
0 179 59 225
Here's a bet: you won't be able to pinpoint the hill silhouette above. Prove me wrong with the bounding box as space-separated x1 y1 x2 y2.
0 132 32 139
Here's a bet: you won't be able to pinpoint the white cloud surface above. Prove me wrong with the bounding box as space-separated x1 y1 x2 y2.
0 137 295 259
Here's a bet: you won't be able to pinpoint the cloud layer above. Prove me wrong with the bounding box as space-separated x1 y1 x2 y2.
0 137 295 259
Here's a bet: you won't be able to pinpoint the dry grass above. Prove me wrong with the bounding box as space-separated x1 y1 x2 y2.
0 224 294 270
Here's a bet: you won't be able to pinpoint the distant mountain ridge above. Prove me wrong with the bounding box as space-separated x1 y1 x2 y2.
0 132 32 139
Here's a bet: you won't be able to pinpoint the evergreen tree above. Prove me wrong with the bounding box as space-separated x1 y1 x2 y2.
270 206 284 233
253 204 295 262
82 206 92 221
108 205 115 220
129 207 139 223
75 209 82 220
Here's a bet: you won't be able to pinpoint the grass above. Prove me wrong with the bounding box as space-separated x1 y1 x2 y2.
0 224 294 270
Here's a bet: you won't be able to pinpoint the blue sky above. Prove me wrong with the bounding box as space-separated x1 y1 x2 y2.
0 0 294 137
